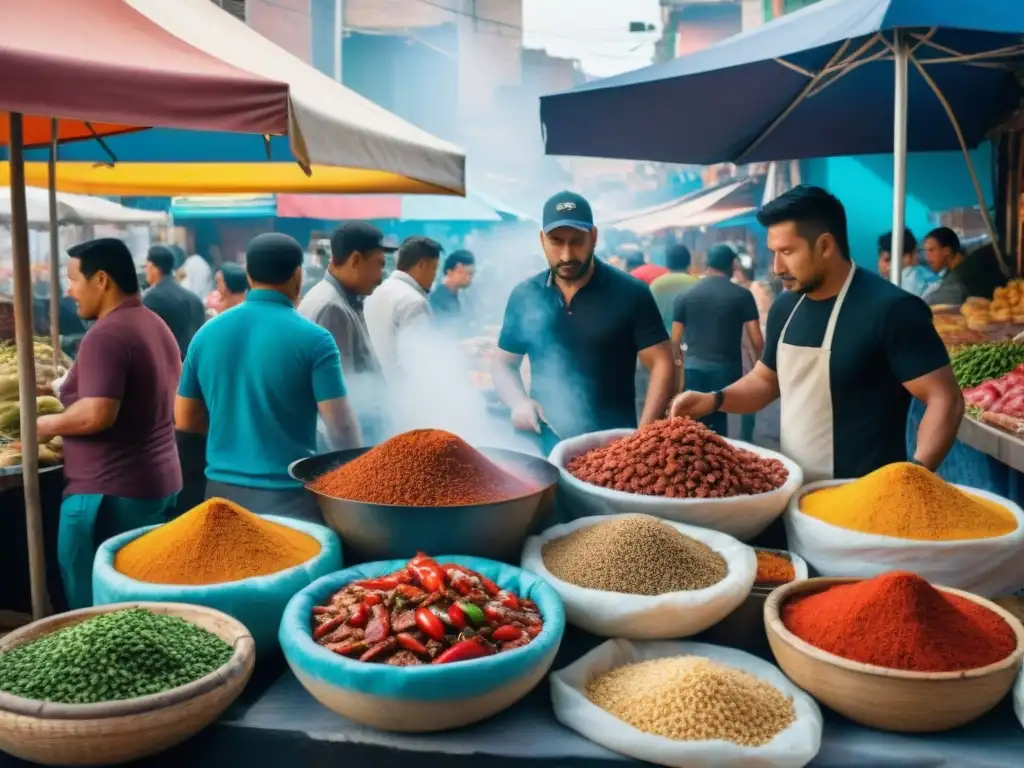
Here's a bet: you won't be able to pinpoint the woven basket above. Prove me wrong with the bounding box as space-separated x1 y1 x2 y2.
0 601 254 766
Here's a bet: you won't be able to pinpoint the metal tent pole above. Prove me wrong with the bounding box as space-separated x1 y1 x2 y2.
48 118 61 370
9 112 48 620
890 33 909 288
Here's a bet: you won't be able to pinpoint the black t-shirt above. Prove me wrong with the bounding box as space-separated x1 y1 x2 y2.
498 260 668 437
673 275 758 377
762 268 949 478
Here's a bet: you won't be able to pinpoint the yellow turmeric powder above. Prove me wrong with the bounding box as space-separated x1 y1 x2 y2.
800 463 1018 541
114 498 321 585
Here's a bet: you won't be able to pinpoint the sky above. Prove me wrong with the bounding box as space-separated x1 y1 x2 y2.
521 0 662 78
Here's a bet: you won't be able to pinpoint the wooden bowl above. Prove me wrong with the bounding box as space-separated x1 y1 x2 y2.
764 577 1024 733
0 602 255 765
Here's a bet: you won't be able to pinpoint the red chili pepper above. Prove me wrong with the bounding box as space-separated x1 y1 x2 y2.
354 576 400 590
483 604 506 625
363 593 382 606
432 639 491 664
415 606 447 641
364 604 391 644
348 603 370 629
312 606 334 616
445 565 501 597
408 555 447 593
396 584 425 600
396 632 430 656
359 636 398 662
497 591 519 610
313 614 347 640
447 603 468 630
326 640 366 657
491 625 523 642
525 624 542 637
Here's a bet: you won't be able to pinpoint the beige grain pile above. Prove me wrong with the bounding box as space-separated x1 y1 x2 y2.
541 516 727 595
586 657 795 747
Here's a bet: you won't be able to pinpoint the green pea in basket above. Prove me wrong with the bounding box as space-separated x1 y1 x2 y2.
0 602 254 766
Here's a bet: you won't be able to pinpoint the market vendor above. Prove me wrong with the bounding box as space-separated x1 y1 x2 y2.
38 238 182 609
922 227 969 306
671 186 963 481
493 191 676 439
175 233 362 521
298 221 392 445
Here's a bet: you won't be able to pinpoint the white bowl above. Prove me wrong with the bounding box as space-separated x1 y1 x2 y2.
549 429 803 542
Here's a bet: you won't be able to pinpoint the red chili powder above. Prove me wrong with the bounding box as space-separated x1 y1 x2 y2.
310 429 535 506
781 571 1016 672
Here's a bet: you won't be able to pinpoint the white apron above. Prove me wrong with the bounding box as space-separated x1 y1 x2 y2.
777 266 856 482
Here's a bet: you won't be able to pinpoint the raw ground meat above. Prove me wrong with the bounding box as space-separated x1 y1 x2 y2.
567 417 789 499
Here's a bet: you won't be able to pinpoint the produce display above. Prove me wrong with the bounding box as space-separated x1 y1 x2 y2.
951 342 1024 389
311 552 542 665
799 463 1017 541
309 428 534 506
755 550 796 585
960 280 1024 326
931 312 988 348
114 498 321 585
781 571 1016 673
585 656 795 746
0 338 72 388
567 417 788 498
541 515 727 595
963 365 1024 418
0 338 70 467
0 608 232 703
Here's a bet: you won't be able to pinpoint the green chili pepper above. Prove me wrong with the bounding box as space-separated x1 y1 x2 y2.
457 601 485 626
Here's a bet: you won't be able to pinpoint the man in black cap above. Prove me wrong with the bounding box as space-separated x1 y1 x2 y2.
671 244 762 436
142 245 206 359
492 191 675 441
36 237 182 608
298 221 394 444
175 233 360 521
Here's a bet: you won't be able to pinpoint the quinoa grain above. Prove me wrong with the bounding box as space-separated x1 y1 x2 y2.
586 656 795 747
541 516 727 595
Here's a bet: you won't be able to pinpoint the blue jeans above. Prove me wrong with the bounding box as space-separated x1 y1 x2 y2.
58 493 178 610
684 367 740 436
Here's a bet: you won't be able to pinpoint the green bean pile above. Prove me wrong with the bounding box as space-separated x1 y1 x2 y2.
0 608 232 704
951 342 1024 389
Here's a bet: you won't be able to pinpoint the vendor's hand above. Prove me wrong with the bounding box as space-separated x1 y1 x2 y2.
670 391 716 420
36 415 58 444
511 399 544 434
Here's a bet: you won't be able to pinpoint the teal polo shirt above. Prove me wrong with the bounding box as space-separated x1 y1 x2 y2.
179 289 347 489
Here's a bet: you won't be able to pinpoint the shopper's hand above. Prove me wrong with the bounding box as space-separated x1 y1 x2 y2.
670 391 716 420
36 415 58 444
511 399 544 434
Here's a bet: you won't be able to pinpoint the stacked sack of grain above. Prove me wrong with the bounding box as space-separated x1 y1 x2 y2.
786 463 1024 596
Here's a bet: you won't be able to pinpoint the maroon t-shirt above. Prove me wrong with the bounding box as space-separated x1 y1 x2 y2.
60 297 182 499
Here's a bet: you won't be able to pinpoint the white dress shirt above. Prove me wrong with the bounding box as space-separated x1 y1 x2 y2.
363 271 433 378
181 254 214 299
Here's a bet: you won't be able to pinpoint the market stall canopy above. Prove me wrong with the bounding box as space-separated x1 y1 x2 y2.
0 187 166 227
604 179 758 234
170 195 278 220
540 0 1024 164
276 192 533 222
3 0 465 193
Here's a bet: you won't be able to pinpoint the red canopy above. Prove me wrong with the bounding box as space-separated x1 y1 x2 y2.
0 0 290 146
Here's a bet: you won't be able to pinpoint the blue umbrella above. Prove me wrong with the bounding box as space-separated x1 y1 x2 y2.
540 0 1024 280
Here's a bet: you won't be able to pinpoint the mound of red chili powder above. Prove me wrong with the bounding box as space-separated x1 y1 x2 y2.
309 429 534 506
781 571 1017 672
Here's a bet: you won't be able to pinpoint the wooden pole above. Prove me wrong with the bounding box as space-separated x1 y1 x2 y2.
9 112 48 621
48 118 61 371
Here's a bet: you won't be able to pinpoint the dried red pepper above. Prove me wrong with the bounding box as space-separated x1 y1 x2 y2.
491 625 523 642
348 603 370 629
396 632 430 656
364 604 391 644
433 639 491 664
415 607 447 641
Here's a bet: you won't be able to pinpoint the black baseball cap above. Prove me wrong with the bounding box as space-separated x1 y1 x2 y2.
542 191 594 234
330 221 397 263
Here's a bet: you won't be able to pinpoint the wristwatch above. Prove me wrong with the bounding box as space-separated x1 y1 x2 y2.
711 390 725 412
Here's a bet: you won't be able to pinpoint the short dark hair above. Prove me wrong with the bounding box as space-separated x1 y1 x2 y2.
396 236 443 272
443 249 475 274
219 263 249 294
67 237 139 294
245 233 304 285
877 229 917 256
624 252 645 271
665 244 692 272
756 185 850 261
707 244 737 273
147 245 175 276
926 226 961 253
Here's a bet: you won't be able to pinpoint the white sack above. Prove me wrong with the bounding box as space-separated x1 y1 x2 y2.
522 514 756 638
550 639 822 768
785 480 1024 598
549 429 803 541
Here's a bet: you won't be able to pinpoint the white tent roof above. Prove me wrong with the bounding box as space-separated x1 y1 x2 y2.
127 0 466 194
0 187 166 228
608 179 754 234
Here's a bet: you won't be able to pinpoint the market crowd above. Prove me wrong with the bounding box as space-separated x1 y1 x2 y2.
36 185 965 610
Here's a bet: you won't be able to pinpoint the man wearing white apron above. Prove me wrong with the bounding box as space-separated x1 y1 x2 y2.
670 186 963 482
